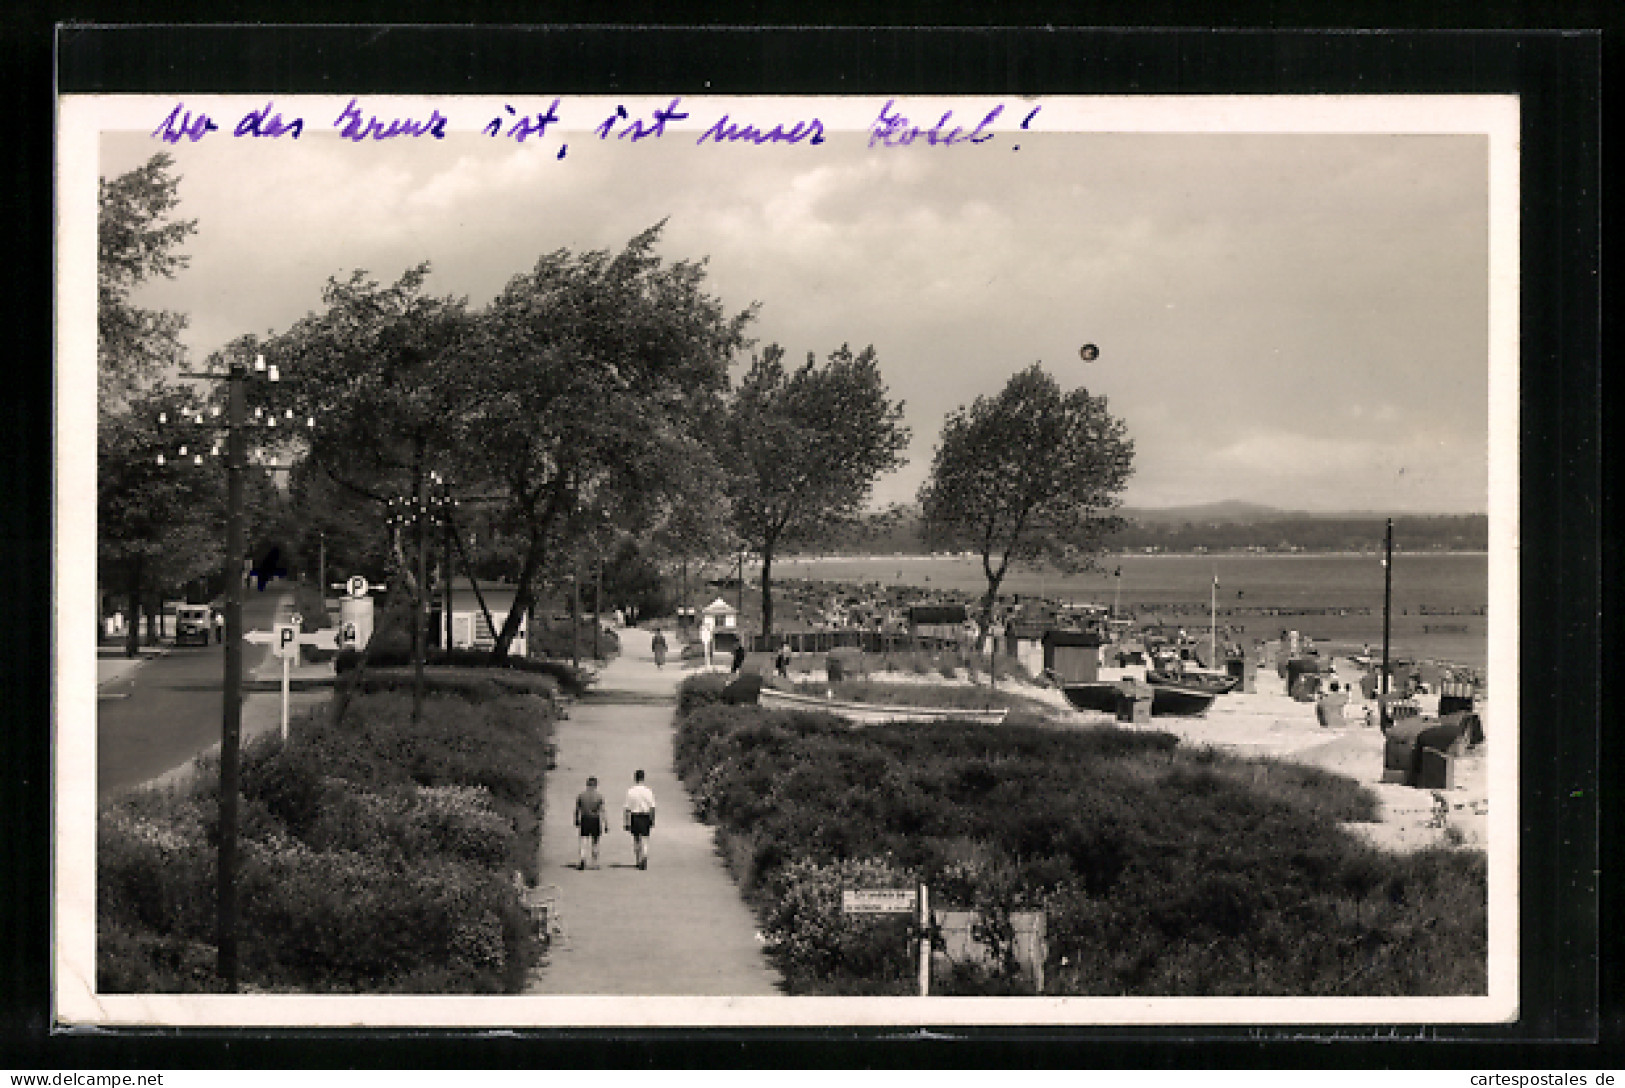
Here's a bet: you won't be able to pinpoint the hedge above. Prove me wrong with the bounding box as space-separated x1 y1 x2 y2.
99 690 556 993
674 675 1487 997
335 646 592 695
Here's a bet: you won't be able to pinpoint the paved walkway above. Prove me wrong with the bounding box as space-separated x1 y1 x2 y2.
525 627 783 996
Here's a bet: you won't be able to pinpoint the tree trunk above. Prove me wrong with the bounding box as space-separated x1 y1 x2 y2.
124 554 143 658
759 542 775 639
488 531 546 664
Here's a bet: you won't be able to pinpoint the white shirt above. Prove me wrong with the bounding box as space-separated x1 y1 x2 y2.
624 784 656 816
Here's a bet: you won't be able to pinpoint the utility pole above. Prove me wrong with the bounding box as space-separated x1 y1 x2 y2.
571 552 581 668
171 349 302 991
217 357 246 991
593 547 603 660
412 466 427 724
1380 517 1394 728
443 516 453 653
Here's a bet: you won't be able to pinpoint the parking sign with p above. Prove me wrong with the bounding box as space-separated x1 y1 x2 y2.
275 622 300 659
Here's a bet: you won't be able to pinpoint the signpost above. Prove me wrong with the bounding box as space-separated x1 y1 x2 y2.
842 885 932 996
841 889 916 914
246 622 340 740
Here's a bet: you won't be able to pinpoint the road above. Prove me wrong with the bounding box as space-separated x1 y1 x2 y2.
97 586 289 801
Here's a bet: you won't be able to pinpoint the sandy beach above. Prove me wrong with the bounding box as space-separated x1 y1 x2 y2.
786 658 1489 856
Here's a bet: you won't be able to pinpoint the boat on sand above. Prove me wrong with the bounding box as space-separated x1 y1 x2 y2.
1061 679 1217 717
758 686 1009 726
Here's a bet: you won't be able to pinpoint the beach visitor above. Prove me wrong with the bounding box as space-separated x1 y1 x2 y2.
731 641 747 675
651 628 668 669
775 642 791 678
624 770 657 870
573 776 607 870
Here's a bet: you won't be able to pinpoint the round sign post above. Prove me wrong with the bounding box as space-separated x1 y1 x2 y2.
346 575 370 599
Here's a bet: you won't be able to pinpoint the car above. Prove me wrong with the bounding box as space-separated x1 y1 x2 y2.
175 604 215 646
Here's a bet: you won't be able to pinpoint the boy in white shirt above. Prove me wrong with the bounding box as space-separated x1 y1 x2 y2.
623 769 657 870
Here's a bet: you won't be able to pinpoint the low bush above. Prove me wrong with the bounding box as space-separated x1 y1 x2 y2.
672 682 1486 997
334 647 592 695
99 690 556 993
527 623 620 661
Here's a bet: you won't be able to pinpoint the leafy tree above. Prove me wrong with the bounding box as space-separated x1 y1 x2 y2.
720 343 909 637
918 363 1134 637
97 155 209 653
261 269 473 658
458 224 752 661
98 386 226 655
98 153 196 414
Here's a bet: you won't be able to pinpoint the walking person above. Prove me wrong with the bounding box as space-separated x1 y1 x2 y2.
651 628 668 670
574 776 607 870
775 642 791 679
730 640 746 675
623 769 657 870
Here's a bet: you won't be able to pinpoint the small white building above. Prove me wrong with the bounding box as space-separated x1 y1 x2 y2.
700 597 739 630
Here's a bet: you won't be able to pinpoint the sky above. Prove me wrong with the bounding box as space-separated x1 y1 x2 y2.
100 103 1493 514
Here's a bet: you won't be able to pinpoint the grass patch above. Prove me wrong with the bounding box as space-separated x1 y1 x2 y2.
98 691 557 994
674 676 1485 997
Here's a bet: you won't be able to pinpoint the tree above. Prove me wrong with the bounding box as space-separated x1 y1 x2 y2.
720 343 910 638
459 224 752 661
98 385 225 656
98 153 197 414
262 268 473 669
97 155 207 653
918 363 1134 638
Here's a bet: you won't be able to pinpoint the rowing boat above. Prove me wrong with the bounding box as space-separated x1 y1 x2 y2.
758 686 1009 726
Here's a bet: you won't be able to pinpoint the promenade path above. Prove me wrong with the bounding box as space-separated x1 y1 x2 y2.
524 627 783 996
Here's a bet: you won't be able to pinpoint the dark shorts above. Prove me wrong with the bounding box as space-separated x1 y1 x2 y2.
578 815 602 838
629 813 653 837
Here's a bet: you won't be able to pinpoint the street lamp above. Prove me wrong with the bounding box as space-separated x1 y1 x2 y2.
161 350 312 992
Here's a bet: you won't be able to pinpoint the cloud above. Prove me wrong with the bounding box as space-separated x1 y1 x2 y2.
99 122 1491 514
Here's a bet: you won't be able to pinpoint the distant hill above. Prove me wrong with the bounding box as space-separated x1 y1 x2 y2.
1119 501 1288 524
808 503 1487 555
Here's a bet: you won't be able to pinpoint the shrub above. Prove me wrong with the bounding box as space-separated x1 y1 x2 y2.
334 647 592 695
528 623 620 660
759 856 918 993
100 689 555 993
672 695 1487 997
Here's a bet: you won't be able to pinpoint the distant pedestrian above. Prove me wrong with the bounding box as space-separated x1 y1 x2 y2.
651 629 668 669
730 641 746 675
213 609 224 644
775 642 791 679
574 776 607 870
623 769 656 870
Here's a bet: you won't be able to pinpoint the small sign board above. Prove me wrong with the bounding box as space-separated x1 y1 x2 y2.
274 622 300 659
346 575 370 599
842 889 917 915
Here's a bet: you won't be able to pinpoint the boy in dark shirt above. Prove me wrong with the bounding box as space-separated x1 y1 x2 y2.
573 776 606 870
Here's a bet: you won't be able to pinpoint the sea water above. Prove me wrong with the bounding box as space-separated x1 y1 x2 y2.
769 552 1491 671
